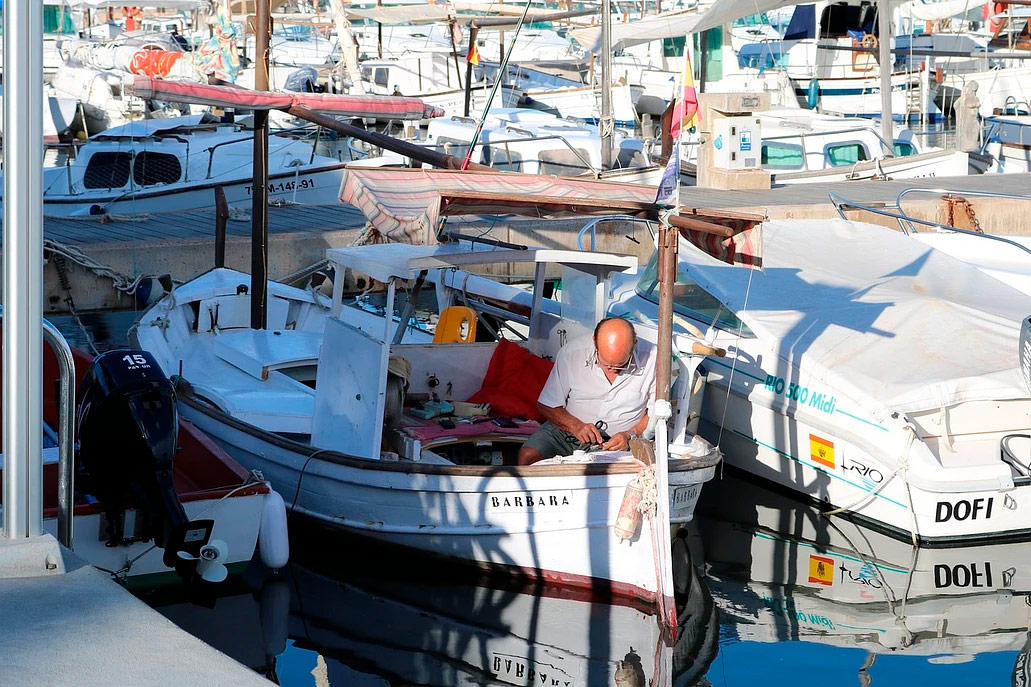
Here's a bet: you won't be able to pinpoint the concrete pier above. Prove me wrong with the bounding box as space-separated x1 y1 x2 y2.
0 534 270 685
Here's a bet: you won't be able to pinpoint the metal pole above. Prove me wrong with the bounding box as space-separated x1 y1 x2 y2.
448 20 464 91
879 0 894 150
251 0 271 330
43 321 75 549
3 0 44 539
600 0 613 169
655 225 676 403
464 26 480 117
215 186 228 268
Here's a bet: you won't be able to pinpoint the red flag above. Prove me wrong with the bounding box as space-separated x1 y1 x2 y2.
467 42 480 66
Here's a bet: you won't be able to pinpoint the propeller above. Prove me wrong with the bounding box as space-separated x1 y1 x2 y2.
177 539 229 583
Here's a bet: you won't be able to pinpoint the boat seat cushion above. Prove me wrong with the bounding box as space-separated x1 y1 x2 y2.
467 339 553 422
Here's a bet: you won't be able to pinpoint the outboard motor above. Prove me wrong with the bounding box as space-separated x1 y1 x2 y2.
77 350 213 576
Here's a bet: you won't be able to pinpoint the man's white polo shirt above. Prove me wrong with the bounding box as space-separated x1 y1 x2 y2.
537 334 657 434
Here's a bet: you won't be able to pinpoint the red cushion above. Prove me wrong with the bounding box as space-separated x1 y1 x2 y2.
467 339 554 422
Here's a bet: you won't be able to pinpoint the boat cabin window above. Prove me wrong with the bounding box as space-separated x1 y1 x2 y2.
132 151 182 186
83 151 131 189
485 146 524 172
538 148 592 176
761 141 804 170
819 2 877 38
893 141 916 156
374 68 389 88
436 136 476 163
636 252 753 336
824 142 869 166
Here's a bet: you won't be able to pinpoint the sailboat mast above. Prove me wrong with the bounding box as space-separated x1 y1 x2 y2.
601 0 614 169
879 0 894 150
251 0 272 330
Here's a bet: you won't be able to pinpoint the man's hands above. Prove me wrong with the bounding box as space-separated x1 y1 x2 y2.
601 431 631 451
570 420 605 446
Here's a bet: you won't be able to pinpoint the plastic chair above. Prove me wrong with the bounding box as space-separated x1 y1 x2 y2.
434 306 477 343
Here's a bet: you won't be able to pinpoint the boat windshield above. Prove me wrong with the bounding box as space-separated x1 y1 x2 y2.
635 252 753 336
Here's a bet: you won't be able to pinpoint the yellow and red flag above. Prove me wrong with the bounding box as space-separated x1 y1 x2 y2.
808 555 835 586
670 52 700 139
809 434 835 469
467 41 481 66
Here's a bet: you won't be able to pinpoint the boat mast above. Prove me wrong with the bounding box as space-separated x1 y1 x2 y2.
251 0 272 330
3 0 44 538
601 0 614 169
879 0 894 150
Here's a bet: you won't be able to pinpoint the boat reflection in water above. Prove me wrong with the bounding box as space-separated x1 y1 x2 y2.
145 529 720 686
696 472 1031 685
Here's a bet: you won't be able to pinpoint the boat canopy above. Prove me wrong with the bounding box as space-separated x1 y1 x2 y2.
680 218 1031 419
338 168 659 244
326 243 637 283
570 9 701 53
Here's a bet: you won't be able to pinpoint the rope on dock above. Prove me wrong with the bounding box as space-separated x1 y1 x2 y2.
44 239 150 296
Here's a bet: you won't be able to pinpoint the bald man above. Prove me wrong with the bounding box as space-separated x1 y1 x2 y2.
518 317 656 465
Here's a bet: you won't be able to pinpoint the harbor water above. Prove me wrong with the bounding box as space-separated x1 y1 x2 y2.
52 311 1031 687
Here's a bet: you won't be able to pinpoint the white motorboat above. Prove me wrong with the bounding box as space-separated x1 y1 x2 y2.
606 217 1031 544
24 114 348 217
424 108 661 184
132 242 721 606
735 1 936 120
680 108 977 183
26 338 285 586
698 472 1031 660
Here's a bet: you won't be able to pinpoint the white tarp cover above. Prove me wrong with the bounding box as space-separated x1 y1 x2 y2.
680 218 1031 420
896 0 983 21
692 0 804 34
344 5 453 25
570 9 702 53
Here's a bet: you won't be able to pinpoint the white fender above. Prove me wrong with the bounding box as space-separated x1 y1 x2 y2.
258 488 290 569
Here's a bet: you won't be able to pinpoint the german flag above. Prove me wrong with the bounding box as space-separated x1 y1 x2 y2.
808 555 835 586
467 42 480 66
809 434 835 469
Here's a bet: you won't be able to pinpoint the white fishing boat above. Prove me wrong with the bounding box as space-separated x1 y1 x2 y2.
132 242 721 605
698 473 1031 659
606 217 1031 544
24 114 347 217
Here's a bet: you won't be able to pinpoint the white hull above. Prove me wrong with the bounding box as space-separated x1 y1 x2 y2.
36 165 346 217
699 475 1031 655
773 149 971 184
41 493 265 581
182 399 715 601
794 73 930 120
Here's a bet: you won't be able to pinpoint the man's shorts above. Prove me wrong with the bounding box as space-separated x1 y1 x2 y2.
523 421 593 460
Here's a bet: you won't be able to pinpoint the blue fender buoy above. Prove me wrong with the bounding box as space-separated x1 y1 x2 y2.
807 79 820 110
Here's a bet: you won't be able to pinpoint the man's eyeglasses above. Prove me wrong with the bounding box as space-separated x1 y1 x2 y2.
590 348 638 374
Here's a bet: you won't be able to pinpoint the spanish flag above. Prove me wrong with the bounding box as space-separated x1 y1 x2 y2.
808 555 835 586
809 434 835 469
670 51 700 139
467 41 480 66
